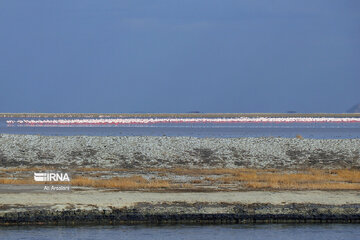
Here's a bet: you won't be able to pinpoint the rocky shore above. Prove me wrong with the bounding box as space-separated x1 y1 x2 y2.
1 190 360 225
2 203 360 225
1 134 359 169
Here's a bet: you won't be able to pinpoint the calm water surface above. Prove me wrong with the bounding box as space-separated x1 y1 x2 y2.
0 224 359 240
1 118 360 138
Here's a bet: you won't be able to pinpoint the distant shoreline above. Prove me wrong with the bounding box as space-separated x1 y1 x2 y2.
1 113 360 118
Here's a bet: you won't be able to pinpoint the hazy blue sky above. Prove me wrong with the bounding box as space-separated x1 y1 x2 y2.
0 0 359 113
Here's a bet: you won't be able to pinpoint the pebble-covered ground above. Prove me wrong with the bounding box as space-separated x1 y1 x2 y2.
0 134 359 169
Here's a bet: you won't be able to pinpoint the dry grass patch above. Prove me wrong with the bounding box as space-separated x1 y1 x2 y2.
0 178 64 185
137 168 360 190
296 134 303 139
204 177 217 182
1 167 360 191
219 169 360 190
71 175 171 190
0 178 35 184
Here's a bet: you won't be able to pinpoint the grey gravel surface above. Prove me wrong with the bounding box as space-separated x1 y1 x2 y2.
0 134 359 169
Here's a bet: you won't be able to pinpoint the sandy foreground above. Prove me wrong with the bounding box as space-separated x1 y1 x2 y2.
1 187 359 224
1 188 359 209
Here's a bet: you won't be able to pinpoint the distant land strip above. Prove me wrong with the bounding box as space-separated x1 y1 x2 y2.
7 117 360 126
1 113 360 118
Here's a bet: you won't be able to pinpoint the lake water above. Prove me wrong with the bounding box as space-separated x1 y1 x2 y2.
0 224 359 240
1 118 360 138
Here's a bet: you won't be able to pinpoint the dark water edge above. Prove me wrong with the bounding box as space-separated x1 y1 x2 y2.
2 203 360 226
0 224 359 240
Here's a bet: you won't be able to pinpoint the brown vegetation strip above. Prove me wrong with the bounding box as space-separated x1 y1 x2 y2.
218 169 360 190
70 176 175 190
1 168 360 191
0 175 188 191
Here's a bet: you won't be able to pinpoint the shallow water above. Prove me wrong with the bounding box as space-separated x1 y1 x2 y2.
0 224 359 240
1 118 360 138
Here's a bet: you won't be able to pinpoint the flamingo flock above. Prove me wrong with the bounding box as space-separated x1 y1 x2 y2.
6 117 360 126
